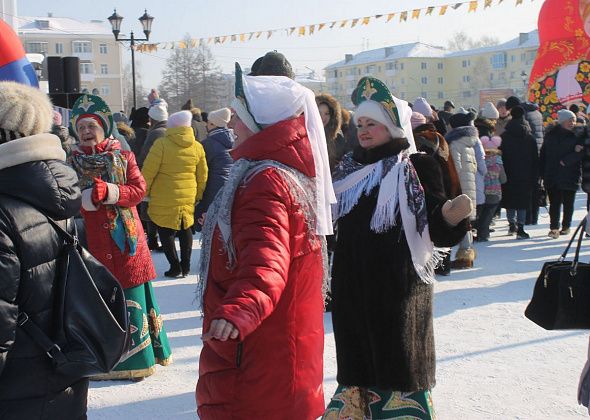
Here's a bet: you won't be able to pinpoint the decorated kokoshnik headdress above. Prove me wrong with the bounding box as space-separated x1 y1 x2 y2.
69 94 114 140
351 76 416 154
230 62 336 236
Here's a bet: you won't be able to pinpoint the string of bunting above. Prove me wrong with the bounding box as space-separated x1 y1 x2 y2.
135 0 533 53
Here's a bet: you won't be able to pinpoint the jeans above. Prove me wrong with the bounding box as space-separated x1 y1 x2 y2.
506 208 526 225
547 188 576 230
477 203 499 240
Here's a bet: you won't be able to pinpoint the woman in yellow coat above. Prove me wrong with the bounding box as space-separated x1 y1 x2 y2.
142 110 208 277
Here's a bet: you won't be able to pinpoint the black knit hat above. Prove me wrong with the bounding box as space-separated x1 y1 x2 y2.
505 96 521 110
510 105 525 119
449 111 476 128
250 51 295 79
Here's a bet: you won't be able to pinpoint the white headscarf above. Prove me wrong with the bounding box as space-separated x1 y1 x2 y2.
231 74 336 236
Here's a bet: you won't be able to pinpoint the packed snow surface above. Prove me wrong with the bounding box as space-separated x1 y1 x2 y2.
88 196 590 419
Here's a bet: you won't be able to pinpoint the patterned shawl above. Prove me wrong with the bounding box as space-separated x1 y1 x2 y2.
70 139 138 255
332 152 446 284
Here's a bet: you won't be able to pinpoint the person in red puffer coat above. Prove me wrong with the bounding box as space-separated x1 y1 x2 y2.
196 64 335 419
68 94 171 380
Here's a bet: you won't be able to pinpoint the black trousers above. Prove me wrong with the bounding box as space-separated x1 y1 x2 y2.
157 225 193 272
477 202 499 240
547 188 576 230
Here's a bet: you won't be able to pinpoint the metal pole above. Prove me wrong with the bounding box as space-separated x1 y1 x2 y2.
130 31 137 110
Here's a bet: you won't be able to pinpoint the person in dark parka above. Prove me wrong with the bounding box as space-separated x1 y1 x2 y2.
194 108 234 231
129 106 150 158
540 109 584 238
0 82 86 419
500 106 539 239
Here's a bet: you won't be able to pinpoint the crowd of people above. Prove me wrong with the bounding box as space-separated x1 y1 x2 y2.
2 46 590 419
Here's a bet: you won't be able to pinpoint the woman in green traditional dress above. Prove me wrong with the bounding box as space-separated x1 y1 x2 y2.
323 78 471 419
68 94 172 380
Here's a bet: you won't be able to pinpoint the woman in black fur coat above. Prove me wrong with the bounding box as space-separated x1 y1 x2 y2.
322 77 471 419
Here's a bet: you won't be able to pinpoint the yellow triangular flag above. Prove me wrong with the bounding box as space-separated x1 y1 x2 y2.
412 9 421 19
240 33 245 42
340 19 348 28
387 13 395 22
351 18 359 28
400 11 408 21
469 1 478 12
426 7 435 15
299 26 306 36
318 23 326 31
178 41 187 49
439 5 448 15
362 16 370 25
309 25 315 34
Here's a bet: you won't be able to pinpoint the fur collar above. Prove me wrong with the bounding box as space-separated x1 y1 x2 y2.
445 125 478 143
0 133 65 171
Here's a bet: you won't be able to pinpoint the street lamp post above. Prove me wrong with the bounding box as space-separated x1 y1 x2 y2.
108 9 154 110
520 70 528 100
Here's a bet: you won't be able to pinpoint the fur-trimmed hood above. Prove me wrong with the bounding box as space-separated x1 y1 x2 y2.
0 133 66 170
316 92 342 142
445 125 479 145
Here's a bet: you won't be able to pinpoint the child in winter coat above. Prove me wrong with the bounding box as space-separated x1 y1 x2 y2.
478 136 507 241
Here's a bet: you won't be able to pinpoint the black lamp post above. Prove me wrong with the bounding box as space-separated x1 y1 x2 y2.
520 70 528 99
108 8 154 109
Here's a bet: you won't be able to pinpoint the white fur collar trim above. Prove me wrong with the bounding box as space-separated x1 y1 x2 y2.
0 133 66 170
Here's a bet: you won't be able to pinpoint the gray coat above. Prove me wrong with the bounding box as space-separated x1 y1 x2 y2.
137 120 167 168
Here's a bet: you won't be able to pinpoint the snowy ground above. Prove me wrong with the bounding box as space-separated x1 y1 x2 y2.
88 194 590 419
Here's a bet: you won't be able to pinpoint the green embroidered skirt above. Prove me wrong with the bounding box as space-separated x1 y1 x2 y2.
92 281 172 380
323 385 435 420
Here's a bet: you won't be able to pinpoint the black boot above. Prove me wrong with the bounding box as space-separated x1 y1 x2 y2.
508 222 517 235
164 262 182 278
435 253 451 276
516 224 530 239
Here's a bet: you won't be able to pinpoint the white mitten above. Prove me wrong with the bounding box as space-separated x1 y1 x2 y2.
441 194 473 226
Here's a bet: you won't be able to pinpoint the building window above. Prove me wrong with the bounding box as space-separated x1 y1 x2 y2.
511 55 515 63
339 71 342 77
73 41 92 53
437 62 443 70
99 44 108 54
386 62 395 70
25 42 48 53
400 63 404 70
462 59 470 68
79 63 94 74
55 43 64 54
491 52 507 69
490 73 494 80
437 77 443 84
101 85 111 96
421 62 427 70
462 75 471 82
438 92 444 99
528 50 536 61
100 64 108 75
463 90 472 98
521 53 526 61
333 70 338 78
421 77 428 84
401 77 405 85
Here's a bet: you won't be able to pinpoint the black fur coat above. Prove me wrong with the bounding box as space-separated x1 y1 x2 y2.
331 141 468 392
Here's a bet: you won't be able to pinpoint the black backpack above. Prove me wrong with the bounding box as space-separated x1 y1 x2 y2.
18 216 131 377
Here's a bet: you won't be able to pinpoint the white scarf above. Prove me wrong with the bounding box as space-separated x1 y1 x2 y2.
232 74 335 235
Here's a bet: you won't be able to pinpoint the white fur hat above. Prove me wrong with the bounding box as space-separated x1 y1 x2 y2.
167 110 192 128
208 107 231 128
413 97 433 118
0 81 53 142
481 102 500 119
148 99 168 122
354 100 406 139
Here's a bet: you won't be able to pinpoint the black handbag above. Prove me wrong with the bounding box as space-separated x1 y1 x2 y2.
18 216 131 377
525 220 590 330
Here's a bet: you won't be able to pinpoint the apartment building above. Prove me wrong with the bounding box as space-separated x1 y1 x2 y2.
17 15 124 111
324 30 539 110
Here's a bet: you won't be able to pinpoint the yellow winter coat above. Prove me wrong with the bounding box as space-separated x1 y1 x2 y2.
142 126 208 230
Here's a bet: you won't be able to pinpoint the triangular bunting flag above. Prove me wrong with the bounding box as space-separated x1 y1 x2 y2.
309 25 315 34
400 11 408 21
412 9 421 19
515 0 523 4
299 26 305 36
453 2 463 9
484 0 492 8
318 23 326 31
231 34 237 42
439 5 449 15
362 17 370 25
351 18 359 27
340 20 348 28
240 33 245 42
386 13 395 22
267 31 272 39
426 6 435 15
469 1 478 12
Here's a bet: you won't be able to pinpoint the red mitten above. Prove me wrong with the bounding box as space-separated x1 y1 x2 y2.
91 177 108 206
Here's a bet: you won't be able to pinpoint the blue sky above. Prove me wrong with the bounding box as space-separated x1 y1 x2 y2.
16 0 543 89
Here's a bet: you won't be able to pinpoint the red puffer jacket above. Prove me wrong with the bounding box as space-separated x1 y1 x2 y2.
74 140 156 289
196 115 325 420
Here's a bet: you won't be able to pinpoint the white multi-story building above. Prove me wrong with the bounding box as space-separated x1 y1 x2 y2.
17 14 124 111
